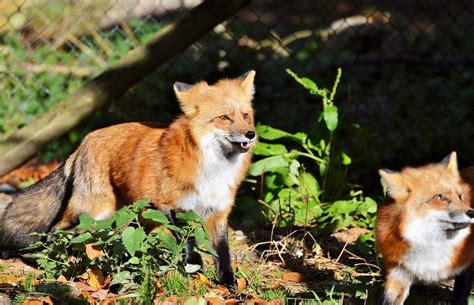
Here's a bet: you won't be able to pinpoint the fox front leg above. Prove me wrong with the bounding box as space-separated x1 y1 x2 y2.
382 267 413 305
206 211 235 286
452 265 473 305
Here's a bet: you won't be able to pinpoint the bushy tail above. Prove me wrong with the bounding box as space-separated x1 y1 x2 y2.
0 164 71 250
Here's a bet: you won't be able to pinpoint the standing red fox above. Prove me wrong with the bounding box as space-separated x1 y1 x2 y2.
377 152 474 305
0 71 257 285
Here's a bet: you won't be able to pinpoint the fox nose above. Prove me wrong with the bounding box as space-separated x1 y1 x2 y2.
467 210 474 218
245 131 256 140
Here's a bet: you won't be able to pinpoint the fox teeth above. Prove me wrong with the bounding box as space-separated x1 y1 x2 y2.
240 142 250 149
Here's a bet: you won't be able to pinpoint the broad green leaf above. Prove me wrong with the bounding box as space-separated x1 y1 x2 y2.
95 218 115 230
70 232 92 244
175 211 199 221
252 142 287 156
142 209 169 224
194 227 217 256
129 256 140 264
156 230 179 254
248 155 289 176
131 199 150 211
110 271 132 286
77 214 95 229
364 197 378 213
115 210 135 227
121 227 146 256
323 105 338 131
256 125 290 140
299 172 321 198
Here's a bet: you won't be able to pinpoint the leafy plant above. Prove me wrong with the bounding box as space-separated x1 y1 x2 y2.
25 200 215 298
245 69 376 230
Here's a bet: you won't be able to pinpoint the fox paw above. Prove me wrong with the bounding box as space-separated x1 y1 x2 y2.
219 270 236 287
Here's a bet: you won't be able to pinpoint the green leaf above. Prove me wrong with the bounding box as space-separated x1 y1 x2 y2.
194 227 217 256
131 199 150 211
142 209 169 224
110 271 132 286
252 142 287 156
115 210 135 227
364 197 378 213
121 227 146 256
323 105 338 131
70 232 92 244
156 230 179 254
256 125 291 140
175 211 199 222
299 172 321 198
248 155 289 176
77 214 95 229
341 151 351 165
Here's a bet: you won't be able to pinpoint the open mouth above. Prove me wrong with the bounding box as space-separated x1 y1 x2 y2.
231 141 252 151
446 221 471 231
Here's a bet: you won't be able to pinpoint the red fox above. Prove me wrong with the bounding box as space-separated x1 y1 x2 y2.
0 71 257 285
377 152 474 305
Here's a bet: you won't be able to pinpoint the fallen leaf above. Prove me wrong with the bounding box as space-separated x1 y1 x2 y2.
81 290 95 304
266 300 285 305
88 266 104 290
197 273 211 286
21 301 43 305
224 299 240 304
266 282 281 290
206 296 225 305
210 285 231 297
41 296 54 305
245 298 266 305
282 272 303 282
237 277 247 291
56 275 68 284
85 244 104 260
74 281 97 292
91 289 109 301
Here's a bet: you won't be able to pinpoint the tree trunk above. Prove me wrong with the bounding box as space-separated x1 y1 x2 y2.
0 0 253 175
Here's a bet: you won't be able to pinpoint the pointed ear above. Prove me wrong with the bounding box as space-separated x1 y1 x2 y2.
173 82 197 116
238 70 256 96
379 169 409 199
442 151 460 178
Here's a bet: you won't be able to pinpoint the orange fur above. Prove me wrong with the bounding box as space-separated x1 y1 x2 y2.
376 153 474 304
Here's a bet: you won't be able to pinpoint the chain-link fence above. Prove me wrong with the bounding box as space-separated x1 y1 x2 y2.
1 0 473 186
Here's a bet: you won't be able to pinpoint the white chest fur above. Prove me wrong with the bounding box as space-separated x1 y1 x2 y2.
177 133 245 219
402 212 471 283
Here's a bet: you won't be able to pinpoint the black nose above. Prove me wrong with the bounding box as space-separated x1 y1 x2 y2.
245 131 256 140
467 210 474 218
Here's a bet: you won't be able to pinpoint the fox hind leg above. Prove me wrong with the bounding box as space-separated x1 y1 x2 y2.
452 265 473 305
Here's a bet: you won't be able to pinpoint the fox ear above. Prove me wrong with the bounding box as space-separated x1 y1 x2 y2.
173 82 197 116
238 70 256 96
442 151 460 178
379 169 409 199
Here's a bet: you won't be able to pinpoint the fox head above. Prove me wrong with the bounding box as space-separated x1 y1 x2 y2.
379 152 474 235
173 71 256 155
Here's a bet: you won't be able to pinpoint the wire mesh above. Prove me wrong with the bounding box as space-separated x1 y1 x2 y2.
1 0 473 182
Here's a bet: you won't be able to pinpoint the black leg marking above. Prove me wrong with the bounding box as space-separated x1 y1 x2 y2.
166 210 203 269
452 265 473 305
213 228 235 286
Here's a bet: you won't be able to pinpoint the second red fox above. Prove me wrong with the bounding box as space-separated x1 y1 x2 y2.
377 152 474 305
0 71 257 285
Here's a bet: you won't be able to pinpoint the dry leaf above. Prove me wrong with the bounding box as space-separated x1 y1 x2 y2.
282 272 303 282
91 289 109 301
85 244 104 260
245 298 266 305
74 281 97 292
56 274 68 284
88 266 105 290
266 300 285 305
224 298 240 304
206 296 225 305
21 301 43 305
236 277 247 291
197 273 211 286
81 290 96 304
210 285 231 297
266 282 281 290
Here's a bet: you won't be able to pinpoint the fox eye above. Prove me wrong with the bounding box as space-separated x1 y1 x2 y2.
243 113 249 119
459 194 465 201
433 194 447 201
218 115 230 121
